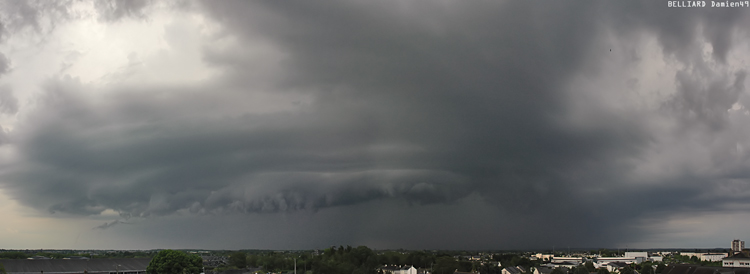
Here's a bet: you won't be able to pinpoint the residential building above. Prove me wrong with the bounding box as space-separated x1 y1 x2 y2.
544 262 578 269
734 240 746 254
678 252 729 262
606 262 629 273
702 254 728 262
593 257 637 266
551 257 583 265
624 252 648 258
535 254 555 261
724 252 750 268
592 254 662 266
380 265 417 274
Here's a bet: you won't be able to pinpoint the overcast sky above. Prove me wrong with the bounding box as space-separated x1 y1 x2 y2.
0 0 750 250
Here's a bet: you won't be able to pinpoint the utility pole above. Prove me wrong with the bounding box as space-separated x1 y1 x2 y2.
294 258 297 274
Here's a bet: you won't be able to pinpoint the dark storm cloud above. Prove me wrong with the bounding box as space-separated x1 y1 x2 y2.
666 69 747 130
94 219 128 230
3 0 750 248
190 0 750 247
4 76 472 218
196 0 658 245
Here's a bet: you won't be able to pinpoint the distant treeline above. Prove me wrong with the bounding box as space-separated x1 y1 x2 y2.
218 246 535 274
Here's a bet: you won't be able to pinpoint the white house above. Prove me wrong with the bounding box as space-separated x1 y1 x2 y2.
551 257 583 265
702 254 727 262
606 262 629 273
723 253 750 268
624 252 648 258
594 257 637 265
544 262 578 269
381 265 418 274
535 254 555 261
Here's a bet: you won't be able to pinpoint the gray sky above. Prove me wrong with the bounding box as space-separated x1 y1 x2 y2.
0 0 749 250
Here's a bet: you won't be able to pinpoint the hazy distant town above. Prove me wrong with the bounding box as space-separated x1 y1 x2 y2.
3 240 750 274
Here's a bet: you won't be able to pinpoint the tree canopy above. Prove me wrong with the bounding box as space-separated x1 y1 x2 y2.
620 265 635 274
310 246 379 274
229 252 247 269
433 256 460 274
584 261 596 273
146 250 203 274
655 263 666 274
551 267 566 274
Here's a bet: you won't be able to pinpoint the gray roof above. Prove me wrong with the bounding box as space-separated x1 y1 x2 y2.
660 265 750 274
0 258 152 274
727 253 750 260
536 267 555 274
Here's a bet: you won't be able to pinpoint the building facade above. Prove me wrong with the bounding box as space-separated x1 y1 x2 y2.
733 239 746 254
702 254 728 262
723 252 750 268
380 265 417 274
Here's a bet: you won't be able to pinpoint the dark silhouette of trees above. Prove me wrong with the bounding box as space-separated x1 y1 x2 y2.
146 250 202 274
229 252 246 269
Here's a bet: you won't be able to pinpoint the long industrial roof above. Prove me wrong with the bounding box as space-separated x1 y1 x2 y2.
0 258 151 274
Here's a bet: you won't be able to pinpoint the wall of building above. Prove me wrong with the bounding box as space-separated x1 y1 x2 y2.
723 259 750 268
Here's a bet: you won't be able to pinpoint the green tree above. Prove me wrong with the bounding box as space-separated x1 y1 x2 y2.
229 252 246 269
458 261 473 272
585 262 596 273
434 256 459 274
0 262 6 274
597 268 610 274
146 250 203 274
655 264 666 274
247 254 259 267
551 268 566 274
0 252 28 259
639 261 654 274
640 265 654 274
572 266 589 274
620 266 635 274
